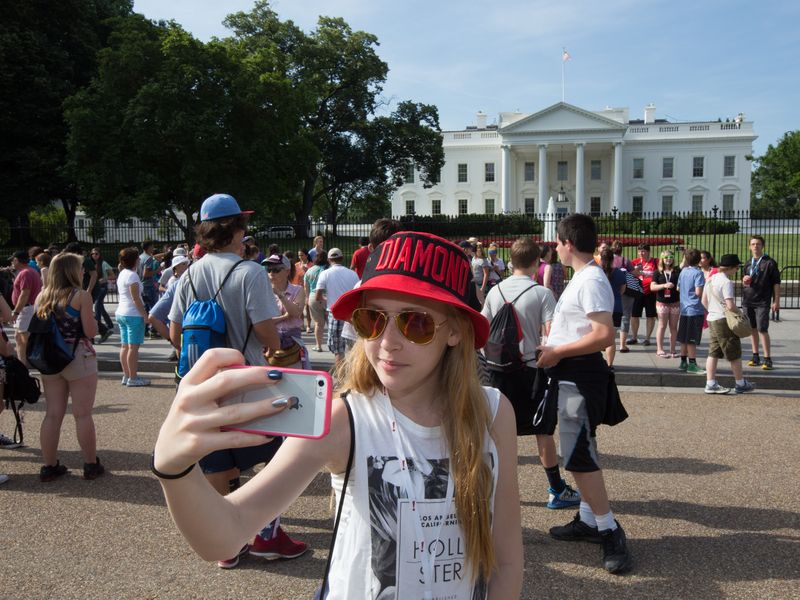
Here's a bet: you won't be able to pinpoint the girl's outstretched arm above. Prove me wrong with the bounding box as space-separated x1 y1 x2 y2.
488 395 523 598
154 348 349 562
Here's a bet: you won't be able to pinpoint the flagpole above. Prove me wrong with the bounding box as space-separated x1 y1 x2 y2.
562 57 565 102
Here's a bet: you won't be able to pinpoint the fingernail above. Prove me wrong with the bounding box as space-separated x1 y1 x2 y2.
268 369 283 380
272 398 288 408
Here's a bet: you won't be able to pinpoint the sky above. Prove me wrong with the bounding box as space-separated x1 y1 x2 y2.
132 0 799 156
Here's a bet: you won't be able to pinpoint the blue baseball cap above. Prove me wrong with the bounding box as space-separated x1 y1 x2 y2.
200 193 254 221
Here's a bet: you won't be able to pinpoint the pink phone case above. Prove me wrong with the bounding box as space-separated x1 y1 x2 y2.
220 366 333 439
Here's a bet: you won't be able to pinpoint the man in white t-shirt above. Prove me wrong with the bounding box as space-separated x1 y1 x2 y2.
315 248 359 365
537 214 632 574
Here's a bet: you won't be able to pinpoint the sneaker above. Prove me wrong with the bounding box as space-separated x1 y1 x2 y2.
127 376 151 387
168 350 178 362
549 512 602 544
704 382 730 394
0 474 9 485
678 361 688 372
547 482 582 510
249 527 309 560
685 363 705 375
734 381 756 394
83 457 105 480
217 544 250 569
600 522 632 574
762 358 774 370
626 338 638 345
0 434 22 450
747 356 761 367
40 461 68 482
641 339 651 346
98 328 113 344
120 376 129 386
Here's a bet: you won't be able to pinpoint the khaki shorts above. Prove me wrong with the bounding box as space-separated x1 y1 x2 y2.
15 305 35 333
708 318 742 361
40 350 98 382
309 296 327 323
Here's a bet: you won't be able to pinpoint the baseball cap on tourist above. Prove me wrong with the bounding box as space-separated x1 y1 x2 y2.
173 247 188 257
719 254 742 268
171 255 190 267
10 250 27 263
327 248 343 259
200 193 254 221
262 254 290 269
331 231 489 348
458 240 473 251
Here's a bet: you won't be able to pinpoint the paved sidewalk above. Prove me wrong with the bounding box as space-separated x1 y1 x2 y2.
93 307 799 390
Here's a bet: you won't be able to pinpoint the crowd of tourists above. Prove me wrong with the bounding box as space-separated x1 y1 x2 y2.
0 193 783 595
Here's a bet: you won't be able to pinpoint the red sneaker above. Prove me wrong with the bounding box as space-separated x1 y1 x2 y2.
217 544 250 569
249 527 309 560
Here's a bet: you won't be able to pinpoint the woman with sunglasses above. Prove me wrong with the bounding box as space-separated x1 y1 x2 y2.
263 254 307 369
650 250 681 358
152 231 522 599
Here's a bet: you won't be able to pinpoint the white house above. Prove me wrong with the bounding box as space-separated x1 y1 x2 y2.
392 102 756 217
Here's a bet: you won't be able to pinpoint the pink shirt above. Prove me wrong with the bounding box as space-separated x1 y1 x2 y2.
12 267 42 306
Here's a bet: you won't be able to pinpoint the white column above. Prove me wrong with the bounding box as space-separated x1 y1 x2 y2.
538 143 548 214
501 144 512 213
575 142 585 214
613 141 623 211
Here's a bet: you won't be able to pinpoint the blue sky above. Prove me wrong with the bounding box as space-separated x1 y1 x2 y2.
133 0 799 156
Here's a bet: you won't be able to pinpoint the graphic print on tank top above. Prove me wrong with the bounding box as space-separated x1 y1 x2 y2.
366 454 493 600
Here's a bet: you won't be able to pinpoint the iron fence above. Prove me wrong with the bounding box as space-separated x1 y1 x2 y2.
2 209 798 308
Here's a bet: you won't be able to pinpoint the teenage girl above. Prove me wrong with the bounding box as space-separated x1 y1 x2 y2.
153 232 522 599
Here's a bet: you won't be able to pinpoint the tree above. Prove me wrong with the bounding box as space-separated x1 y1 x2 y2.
223 2 444 230
0 0 133 244
750 130 800 216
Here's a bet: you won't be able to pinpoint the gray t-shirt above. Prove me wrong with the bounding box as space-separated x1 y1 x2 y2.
481 275 556 365
168 252 279 366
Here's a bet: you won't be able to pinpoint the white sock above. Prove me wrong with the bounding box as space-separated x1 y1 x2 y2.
707 379 717 387
735 379 745 386
579 502 596 527
595 511 618 532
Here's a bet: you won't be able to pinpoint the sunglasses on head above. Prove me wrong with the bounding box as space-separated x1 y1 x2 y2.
351 308 446 345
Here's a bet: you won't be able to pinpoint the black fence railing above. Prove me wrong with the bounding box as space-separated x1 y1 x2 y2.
3 209 799 308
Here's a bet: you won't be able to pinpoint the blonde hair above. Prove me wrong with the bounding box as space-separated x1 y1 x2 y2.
336 309 495 582
36 253 82 318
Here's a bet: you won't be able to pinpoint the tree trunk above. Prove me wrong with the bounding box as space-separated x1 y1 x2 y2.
61 198 79 242
296 173 319 235
166 207 193 245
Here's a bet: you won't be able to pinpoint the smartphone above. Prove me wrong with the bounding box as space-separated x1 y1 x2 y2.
219 367 333 439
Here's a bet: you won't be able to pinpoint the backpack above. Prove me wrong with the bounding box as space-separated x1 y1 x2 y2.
177 260 249 378
3 355 42 445
483 284 536 372
26 305 81 375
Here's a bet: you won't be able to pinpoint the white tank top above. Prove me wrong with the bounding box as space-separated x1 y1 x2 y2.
327 387 500 599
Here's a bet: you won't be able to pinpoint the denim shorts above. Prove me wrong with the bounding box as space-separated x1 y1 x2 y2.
117 314 145 345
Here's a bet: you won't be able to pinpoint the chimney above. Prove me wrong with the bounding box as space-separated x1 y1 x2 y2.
644 103 656 124
476 111 488 129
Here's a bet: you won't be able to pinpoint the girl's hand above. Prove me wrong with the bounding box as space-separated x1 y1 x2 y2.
153 349 289 476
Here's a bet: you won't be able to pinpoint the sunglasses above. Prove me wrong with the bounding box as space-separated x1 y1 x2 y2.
266 267 284 274
351 308 446 345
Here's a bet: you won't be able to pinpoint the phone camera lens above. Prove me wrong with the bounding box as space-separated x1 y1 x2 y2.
317 379 325 387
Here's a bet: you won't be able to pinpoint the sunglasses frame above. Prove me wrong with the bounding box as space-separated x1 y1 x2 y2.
351 308 447 345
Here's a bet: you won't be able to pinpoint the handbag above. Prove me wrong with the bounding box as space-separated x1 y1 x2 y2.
725 308 752 338
623 270 643 298
267 342 302 367
26 312 80 375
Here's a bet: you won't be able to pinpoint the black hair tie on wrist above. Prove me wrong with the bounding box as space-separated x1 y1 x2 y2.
150 453 195 480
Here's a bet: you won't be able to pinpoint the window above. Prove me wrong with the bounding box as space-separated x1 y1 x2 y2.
662 157 674 179
524 162 535 181
633 158 644 179
590 196 601 215
692 156 704 178
405 200 415 215
557 161 568 181
632 196 643 216
723 155 736 177
661 195 673 214
485 198 495 214
485 163 495 182
404 164 415 184
458 198 468 215
722 193 734 216
457 163 468 183
692 194 703 213
431 199 441 215
77 219 86 228
524 197 536 215
431 169 441 184
590 160 601 180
